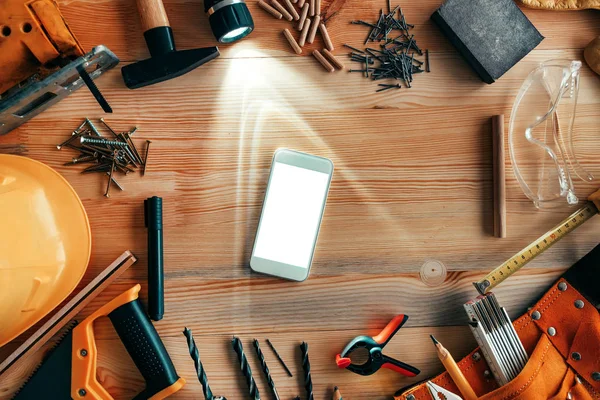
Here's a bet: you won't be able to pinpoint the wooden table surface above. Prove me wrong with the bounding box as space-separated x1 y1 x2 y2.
1 0 600 399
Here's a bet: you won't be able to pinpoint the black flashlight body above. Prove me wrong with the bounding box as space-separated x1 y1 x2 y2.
205 0 254 43
145 196 164 321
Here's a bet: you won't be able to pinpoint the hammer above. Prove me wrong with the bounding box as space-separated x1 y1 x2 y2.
122 0 220 89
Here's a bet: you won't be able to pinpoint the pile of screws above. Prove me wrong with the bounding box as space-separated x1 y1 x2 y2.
56 118 151 198
346 1 430 92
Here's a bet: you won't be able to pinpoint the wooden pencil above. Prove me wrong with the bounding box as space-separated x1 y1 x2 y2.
431 335 478 400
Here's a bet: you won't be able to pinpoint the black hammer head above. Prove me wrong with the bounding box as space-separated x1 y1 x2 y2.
122 46 220 89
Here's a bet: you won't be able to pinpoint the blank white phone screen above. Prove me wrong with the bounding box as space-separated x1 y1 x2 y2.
254 162 330 268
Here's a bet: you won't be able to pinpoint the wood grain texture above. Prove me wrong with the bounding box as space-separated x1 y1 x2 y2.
0 0 599 398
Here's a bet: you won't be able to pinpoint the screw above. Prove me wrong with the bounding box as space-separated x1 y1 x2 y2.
99 118 120 139
80 349 88 357
80 136 128 147
142 140 151 176
57 131 85 150
64 155 96 166
85 118 102 137
78 389 87 396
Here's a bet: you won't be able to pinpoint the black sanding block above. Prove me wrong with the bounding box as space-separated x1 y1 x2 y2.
431 0 544 84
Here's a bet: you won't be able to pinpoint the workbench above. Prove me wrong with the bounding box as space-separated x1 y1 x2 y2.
1 1 600 399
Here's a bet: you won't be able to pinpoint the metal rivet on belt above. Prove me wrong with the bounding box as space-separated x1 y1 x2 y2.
571 352 582 361
574 300 584 309
547 327 556 336
592 372 600 382
406 395 416 400
472 352 481 362
558 282 567 291
531 310 541 320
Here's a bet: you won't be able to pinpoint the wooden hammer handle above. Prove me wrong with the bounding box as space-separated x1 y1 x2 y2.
136 0 171 31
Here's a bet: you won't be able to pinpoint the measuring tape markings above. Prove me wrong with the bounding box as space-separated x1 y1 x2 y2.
474 202 599 295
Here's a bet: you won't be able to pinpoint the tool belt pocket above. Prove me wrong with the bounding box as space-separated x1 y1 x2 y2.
477 333 592 400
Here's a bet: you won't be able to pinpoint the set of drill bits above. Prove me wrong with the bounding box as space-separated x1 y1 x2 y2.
56 118 151 197
183 329 314 400
347 1 429 92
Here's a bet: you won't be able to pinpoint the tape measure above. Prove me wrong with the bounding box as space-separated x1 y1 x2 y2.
474 202 599 295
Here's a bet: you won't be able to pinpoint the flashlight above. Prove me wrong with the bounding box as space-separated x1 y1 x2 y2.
205 0 254 43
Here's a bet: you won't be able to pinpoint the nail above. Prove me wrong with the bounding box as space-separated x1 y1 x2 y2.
99 117 120 139
142 140 151 176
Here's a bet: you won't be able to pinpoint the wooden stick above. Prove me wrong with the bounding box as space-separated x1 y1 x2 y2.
319 23 334 51
298 0 306 7
284 29 303 54
271 0 293 21
322 48 344 70
283 0 300 20
492 114 506 239
298 3 309 31
313 50 335 72
307 14 321 44
299 18 311 47
258 0 283 19
316 0 321 16
309 0 315 16
0 251 137 376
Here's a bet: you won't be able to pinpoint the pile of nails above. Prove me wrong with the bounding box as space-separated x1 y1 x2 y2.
57 118 151 198
347 0 430 92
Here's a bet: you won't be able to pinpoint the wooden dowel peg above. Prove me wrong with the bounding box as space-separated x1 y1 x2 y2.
492 114 506 238
271 0 293 21
298 3 309 30
307 14 321 44
309 0 315 16
299 18 311 46
258 0 283 19
298 0 306 7
322 48 344 70
313 50 335 72
319 23 334 51
284 29 303 54
316 0 321 16
283 0 300 20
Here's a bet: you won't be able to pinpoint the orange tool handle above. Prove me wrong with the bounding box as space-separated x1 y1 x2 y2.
373 314 408 346
71 284 185 399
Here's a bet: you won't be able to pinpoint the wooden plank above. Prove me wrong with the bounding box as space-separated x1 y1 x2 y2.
0 325 480 400
57 0 600 62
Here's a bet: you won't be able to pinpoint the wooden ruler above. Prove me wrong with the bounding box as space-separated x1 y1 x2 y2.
474 202 598 295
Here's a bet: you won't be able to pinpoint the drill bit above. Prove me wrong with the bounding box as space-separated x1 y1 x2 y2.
253 339 280 400
266 339 293 377
183 328 215 400
232 337 260 400
300 342 314 400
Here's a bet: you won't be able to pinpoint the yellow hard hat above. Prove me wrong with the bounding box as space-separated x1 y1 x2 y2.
0 155 91 347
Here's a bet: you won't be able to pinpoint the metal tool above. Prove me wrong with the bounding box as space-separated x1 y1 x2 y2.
300 342 314 400
253 339 280 400
13 284 185 400
121 0 220 89
183 328 226 400
336 314 420 377
474 190 600 294
266 339 293 377
426 381 463 400
232 337 260 400
1 46 118 135
464 293 528 386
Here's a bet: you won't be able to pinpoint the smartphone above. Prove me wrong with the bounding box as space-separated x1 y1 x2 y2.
250 149 333 281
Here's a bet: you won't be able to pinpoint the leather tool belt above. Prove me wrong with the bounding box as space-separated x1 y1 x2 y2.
396 244 600 400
